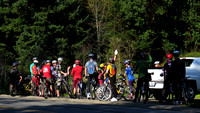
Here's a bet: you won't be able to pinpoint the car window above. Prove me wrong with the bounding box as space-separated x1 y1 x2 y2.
182 59 194 67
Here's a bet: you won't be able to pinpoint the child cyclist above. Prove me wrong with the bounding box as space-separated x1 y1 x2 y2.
98 63 105 85
124 60 135 100
71 60 84 98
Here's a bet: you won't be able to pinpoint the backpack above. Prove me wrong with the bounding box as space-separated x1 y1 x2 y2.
110 64 116 76
87 61 95 75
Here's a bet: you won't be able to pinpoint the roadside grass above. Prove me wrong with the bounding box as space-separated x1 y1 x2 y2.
195 94 200 99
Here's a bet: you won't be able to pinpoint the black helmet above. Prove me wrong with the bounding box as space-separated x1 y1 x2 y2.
108 58 114 63
173 51 180 57
13 62 18 67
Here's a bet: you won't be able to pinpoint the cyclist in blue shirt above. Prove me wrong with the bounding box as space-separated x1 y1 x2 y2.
124 60 135 100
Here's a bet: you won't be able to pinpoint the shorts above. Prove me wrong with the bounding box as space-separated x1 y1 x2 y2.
46 78 52 85
73 79 81 88
128 80 135 86
32 75 40 86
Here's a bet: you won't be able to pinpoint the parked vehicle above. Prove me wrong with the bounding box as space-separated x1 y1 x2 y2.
148 57 200 100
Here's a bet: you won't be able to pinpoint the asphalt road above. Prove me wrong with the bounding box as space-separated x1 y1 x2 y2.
0 95 199 113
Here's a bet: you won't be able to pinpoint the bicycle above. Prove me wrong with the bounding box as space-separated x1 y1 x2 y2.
137 76 150 104
23 75 32 95
54 75 72 98
182 76 192 105
95 80 112 101
40 77 49 99
32 75 40 96
116 74 136 101
75 78 86 99
88 78 98 99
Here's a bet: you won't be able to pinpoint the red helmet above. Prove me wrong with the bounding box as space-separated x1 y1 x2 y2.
166 54 173 59
75 60 80 65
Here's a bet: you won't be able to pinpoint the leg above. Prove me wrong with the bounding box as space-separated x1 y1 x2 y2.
134 78 143 102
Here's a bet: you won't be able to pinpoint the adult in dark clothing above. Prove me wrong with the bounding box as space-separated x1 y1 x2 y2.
160 54 173 102
170 51 186 104
9 62 22 96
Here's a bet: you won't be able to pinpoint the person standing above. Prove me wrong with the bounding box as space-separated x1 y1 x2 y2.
55 57 69 98
85 54 99 99
71 60 84 98
30 57 38 78
40 60 53 97
9 62 22 96
171 51 186 105
106 58 117 102
124 60 135 100
160 54 173 102
133 52 152 103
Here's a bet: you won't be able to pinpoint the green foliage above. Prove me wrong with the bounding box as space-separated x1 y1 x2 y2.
181 52 200 57
0 0 200 92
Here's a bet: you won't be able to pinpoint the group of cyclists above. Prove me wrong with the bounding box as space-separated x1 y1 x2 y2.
9 50 186 104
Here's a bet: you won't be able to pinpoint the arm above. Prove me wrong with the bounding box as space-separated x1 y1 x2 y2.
147 54 152 63
133 63 138 74
30 64 33 73
114 50 118 61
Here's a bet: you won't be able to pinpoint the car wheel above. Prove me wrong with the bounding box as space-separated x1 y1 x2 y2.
153 90 162 100
186 86 195 100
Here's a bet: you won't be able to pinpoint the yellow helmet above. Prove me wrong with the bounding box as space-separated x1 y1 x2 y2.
100 63 104 68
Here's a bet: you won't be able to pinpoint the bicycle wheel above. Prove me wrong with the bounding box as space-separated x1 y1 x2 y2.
90 84 96 100
63 83 72 98
32 82 37 96
96 85 112 101
42 83 48 99
122 86 133 101
182 88 188 105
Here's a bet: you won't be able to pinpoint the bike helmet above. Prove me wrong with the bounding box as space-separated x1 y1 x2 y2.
100 63 104 68
75 60 80 65
124 60 131 65
46 60 51 63
173 51 180 57
33 60 39 64
140 53 146 59
108 58 114 63
32 57 37 61
52 60 57 64
58 57 63 62
88 53 94 57
154 61 160 65
166 54 173 59
13 62 18 67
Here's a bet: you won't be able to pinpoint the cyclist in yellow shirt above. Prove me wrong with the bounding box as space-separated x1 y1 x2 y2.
106 58 117 102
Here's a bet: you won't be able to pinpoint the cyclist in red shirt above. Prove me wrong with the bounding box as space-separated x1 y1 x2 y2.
71 60 84 98
40 60 53 96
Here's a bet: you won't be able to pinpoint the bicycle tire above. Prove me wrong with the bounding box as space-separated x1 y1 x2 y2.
32 82 37 96
43 83 48 99
63 82 72 98
122 86 132 101
96 85 112 101
90 83 96 100
182 88 188 105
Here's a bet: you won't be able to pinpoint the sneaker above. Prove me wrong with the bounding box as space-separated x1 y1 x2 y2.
130 94 133 100
110 97 118 102
174 101 179 105
87 93 91 99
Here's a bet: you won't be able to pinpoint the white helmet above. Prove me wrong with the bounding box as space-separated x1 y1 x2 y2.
52 60 57 64
58 57 63 62
154 61 160 65
33 60 39 64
